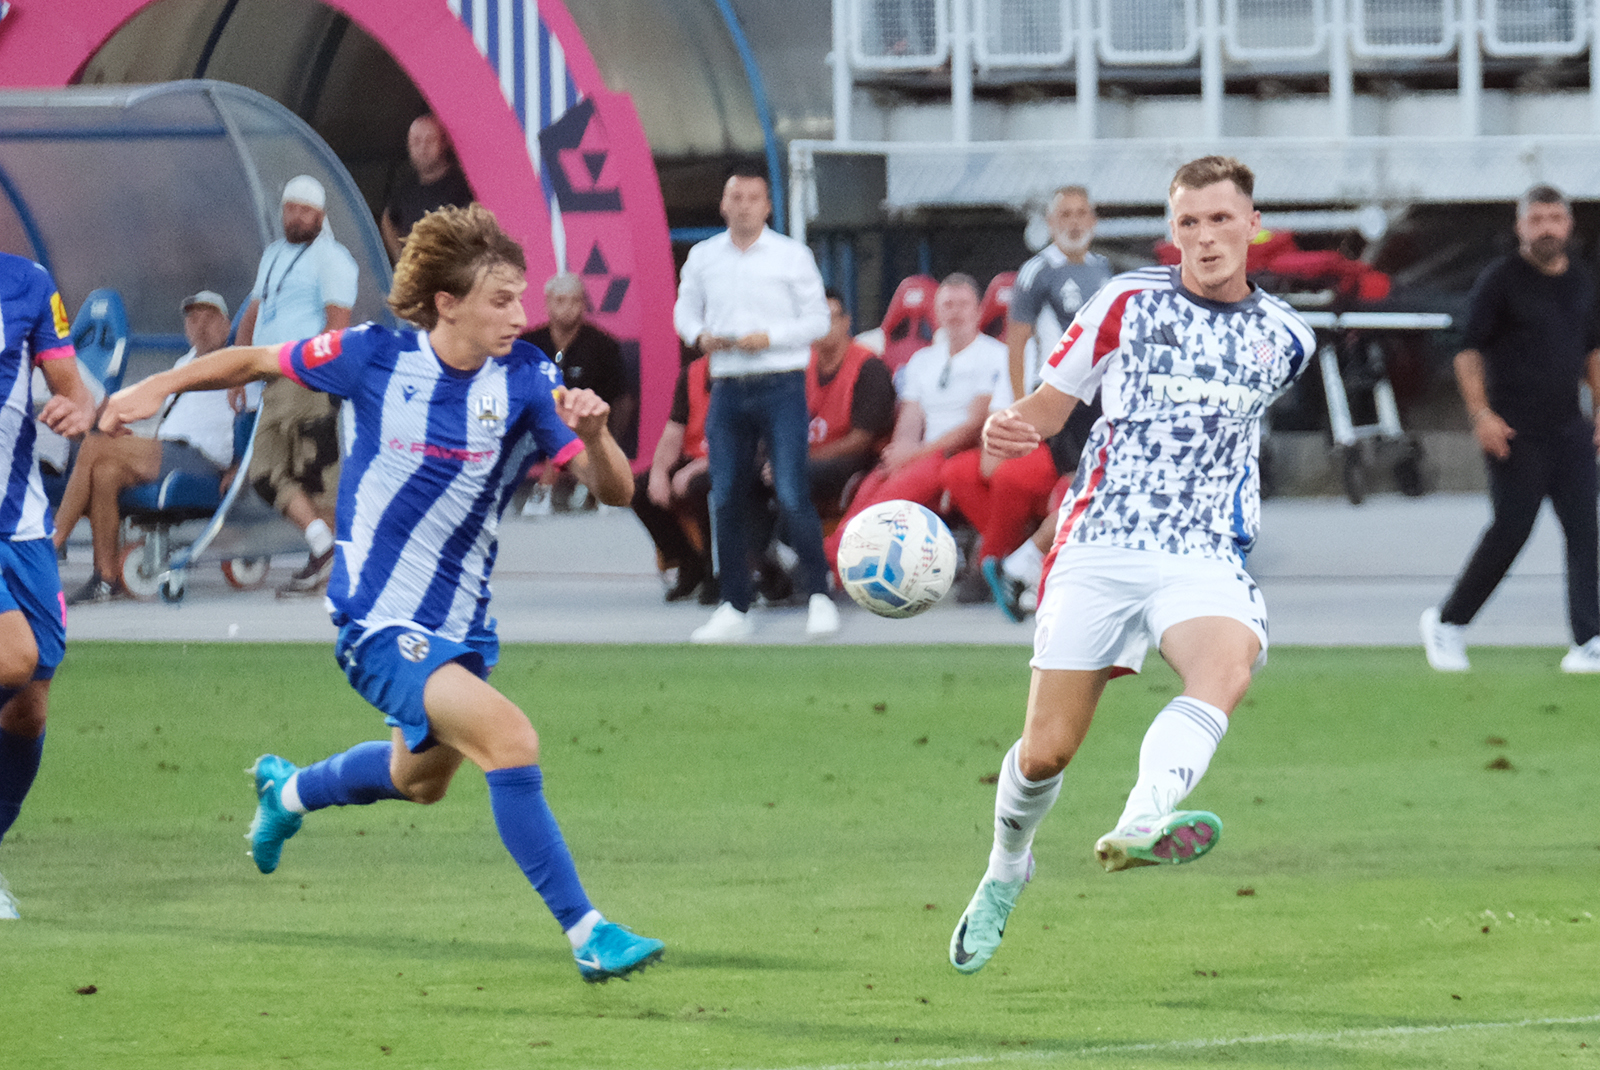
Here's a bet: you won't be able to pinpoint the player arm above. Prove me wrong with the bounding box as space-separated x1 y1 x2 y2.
324 305 353 333
102 345 283 435
1004 320 1034 402
36 353 97 438
983 383 1079 460
559 388 633 506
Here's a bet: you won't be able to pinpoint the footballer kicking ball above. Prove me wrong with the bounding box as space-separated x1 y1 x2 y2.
835 499 958 618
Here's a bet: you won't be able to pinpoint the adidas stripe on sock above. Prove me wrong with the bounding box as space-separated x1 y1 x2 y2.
1115 695 1229 830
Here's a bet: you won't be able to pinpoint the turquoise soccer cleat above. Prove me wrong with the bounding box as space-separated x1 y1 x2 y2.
1094 810 1222 872
247 754 303 875
949 854 1033 975
573 921 665 983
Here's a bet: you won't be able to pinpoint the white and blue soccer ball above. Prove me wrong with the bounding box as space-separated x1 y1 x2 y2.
836 499 958 618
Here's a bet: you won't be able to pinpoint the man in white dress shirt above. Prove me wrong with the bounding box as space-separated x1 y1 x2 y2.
674 169 835 643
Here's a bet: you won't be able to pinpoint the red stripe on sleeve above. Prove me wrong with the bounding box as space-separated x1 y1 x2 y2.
1089 290 1136 367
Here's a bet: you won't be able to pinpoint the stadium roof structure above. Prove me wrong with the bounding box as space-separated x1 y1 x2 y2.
0 80 392 355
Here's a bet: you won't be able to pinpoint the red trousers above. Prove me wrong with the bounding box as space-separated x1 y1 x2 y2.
939 444 1058 562
824 451 948 565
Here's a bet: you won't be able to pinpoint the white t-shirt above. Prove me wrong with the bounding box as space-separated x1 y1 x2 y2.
158 349 243 467
898 332 1008 442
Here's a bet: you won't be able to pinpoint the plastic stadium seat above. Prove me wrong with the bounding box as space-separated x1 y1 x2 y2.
69 288 129 394
980 271 1016 339
878 274 938 375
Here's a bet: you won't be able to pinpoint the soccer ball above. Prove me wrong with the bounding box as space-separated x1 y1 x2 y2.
835 499 958 618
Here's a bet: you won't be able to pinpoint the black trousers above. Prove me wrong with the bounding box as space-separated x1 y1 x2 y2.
1440 422 1599 644
631 463 712 573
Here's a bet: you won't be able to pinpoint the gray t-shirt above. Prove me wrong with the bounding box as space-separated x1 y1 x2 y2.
1010 245 1113 392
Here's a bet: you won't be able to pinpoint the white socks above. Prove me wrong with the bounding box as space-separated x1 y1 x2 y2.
565 908 603 949
279 772 307 814
1115 696 1229 830
305 518 335 556
1002 539 1045 587
987 741 1062 883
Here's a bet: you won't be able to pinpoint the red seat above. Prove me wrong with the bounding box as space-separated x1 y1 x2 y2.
979 271 1016 340
878 274 938 375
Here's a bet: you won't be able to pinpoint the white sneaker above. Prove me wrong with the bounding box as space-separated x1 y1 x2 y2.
805 593 840 638
691 602 753 644
1560 637 1600 673
0 873 19 920
1419 607 1469 672
520 486 552 517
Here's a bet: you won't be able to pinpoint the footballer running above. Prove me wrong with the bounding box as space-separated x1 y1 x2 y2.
949 156 1315 974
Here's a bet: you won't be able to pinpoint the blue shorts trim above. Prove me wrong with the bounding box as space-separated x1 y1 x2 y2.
335 623 498 753
0 537 66 680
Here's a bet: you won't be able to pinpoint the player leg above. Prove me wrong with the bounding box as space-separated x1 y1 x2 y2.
0 539 68 919
417 663 663 982
1095 560 1264 873
951 667 1107 974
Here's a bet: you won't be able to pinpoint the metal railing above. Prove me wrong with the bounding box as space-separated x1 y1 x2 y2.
847 0 1598 70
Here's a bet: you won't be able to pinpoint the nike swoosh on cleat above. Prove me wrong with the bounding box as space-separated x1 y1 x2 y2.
576 956 601 970
952 922 975 965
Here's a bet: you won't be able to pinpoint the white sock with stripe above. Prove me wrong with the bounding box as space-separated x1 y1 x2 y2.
986 741 1062 883
1115 696 1229 830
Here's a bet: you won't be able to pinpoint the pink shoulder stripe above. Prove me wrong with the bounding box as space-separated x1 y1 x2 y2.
34 343 75 365
276 341 305 385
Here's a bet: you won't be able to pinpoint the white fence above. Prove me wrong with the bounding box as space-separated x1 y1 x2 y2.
848 0 1593 68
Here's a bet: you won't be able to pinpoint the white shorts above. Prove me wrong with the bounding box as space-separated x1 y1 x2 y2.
1031 544 1269 674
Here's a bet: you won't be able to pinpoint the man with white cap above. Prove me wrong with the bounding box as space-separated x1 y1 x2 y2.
53 291 239 604
236 175 359 597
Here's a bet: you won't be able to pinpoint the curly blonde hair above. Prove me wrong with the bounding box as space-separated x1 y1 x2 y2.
388 204 526 329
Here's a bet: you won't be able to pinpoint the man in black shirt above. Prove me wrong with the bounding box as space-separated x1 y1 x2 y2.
521 273 637 510
1422 184 1600 673
380 114 474 262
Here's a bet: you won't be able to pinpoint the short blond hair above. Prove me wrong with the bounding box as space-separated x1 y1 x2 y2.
388 204 525 329
1169 156 1255 201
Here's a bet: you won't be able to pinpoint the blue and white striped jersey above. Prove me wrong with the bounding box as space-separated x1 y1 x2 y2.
1 253 76 541
281 326 581 641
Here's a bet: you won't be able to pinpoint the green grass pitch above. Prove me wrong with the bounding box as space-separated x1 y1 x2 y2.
1 642 1596 1069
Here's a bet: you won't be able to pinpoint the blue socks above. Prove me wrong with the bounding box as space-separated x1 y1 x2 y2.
293 740 406 811
486 765 594 931
0 727 44 845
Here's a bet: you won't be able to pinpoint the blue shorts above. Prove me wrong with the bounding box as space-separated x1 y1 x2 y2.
335 622 499 753
0 537 66 681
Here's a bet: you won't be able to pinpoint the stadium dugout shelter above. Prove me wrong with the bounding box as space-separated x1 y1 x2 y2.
0 0 683 468
0 80 393 380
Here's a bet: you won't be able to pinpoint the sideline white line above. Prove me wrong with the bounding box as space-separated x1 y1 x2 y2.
722 1014 1600 1070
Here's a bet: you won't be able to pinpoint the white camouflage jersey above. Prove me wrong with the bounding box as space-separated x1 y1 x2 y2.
1042 265 1314 564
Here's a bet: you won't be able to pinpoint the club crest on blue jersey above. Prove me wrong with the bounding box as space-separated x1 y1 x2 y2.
397 632 430 662
474 394 505 426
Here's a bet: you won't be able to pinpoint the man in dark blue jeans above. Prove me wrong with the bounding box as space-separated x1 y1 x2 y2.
1421 183 1600 674
673 168 834 642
